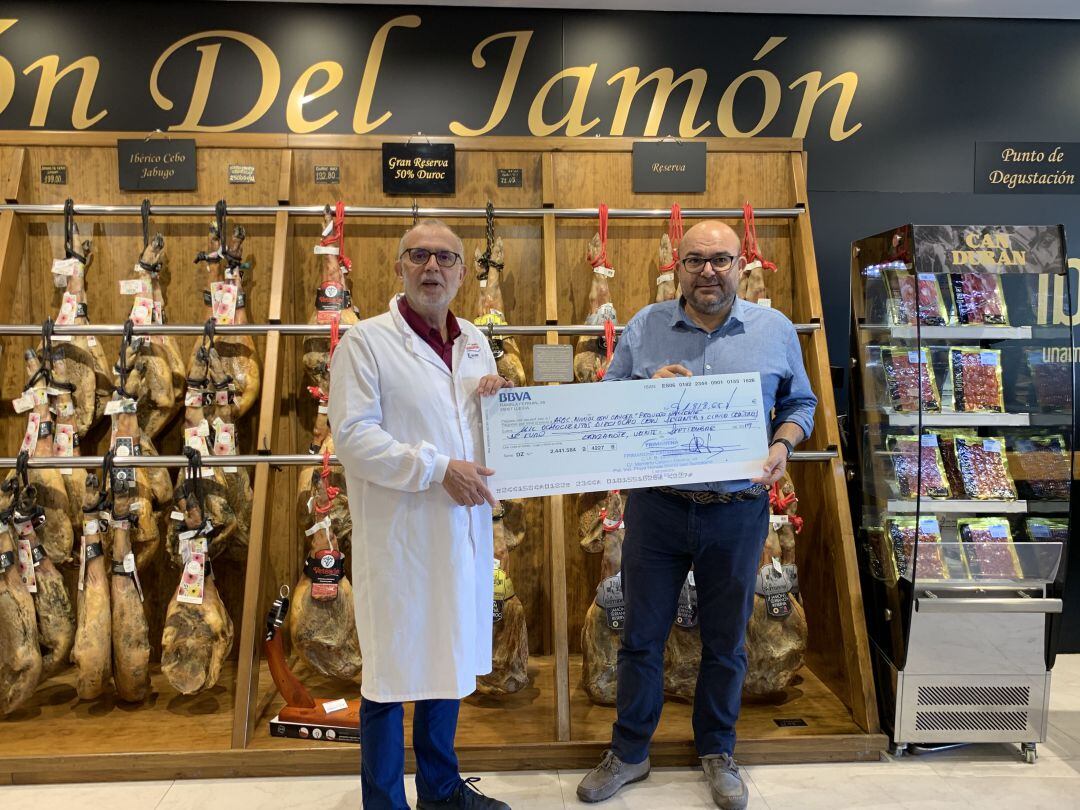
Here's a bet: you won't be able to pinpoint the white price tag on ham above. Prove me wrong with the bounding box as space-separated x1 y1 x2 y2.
313 244 340 255
119 278 152 296
51 257 80 277
11 391 35 414
19 413 41 456
321 698 349 714
593 265 615 278
211 281 238 325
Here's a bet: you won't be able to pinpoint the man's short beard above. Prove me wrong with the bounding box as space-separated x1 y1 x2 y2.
689 289 733 315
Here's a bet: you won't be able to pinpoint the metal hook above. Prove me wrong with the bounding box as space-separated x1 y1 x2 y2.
142 128 169 143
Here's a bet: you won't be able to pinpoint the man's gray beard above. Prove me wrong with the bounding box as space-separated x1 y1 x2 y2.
689 290 733 315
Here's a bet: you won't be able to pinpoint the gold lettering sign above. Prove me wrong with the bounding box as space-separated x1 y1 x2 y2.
0 16 865 141
949 231 1027 268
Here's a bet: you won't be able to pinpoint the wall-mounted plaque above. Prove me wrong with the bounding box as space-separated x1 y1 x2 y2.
117 139 196 191
382 143 455 195
497 168 523 188
532 344 575 382
314 165 340 184
229 164 255 184
40 165 67 185
632 141 706 193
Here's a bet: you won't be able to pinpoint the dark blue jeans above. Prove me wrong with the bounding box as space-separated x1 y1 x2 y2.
360 697 461 809
611 488 769 763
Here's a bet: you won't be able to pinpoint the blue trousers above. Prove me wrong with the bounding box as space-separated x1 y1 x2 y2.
360 697 461 810
611 488 769 763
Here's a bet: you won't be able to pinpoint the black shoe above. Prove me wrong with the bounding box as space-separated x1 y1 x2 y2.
416 777 512 810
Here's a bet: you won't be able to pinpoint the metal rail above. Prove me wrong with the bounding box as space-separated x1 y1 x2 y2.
0 322 820 337
0 449 838 469
0 203 804 219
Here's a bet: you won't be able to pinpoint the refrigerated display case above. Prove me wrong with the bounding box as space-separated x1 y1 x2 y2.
848 224 1073 762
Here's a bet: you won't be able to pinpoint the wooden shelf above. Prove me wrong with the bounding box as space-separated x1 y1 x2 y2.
0 135 883 783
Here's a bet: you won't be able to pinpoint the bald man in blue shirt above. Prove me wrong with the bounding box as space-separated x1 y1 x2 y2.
577 221 817 810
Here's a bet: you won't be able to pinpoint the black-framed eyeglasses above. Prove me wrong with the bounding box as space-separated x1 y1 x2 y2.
401 247 462 268
679 254 738 274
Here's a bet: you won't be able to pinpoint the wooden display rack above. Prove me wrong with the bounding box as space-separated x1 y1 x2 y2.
0 133 886 784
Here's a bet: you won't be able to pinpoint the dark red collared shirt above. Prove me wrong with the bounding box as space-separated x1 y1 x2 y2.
397 295 461 371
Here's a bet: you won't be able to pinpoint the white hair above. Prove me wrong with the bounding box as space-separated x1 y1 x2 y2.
397 218 464 261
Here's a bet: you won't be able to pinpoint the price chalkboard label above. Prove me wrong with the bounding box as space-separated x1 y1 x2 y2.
497 168 523 188
314 165 340 185
229 165 255 184
40 165 67 185
382 143 455 195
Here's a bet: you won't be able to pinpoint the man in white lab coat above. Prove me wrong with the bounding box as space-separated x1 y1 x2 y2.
329 220 513 810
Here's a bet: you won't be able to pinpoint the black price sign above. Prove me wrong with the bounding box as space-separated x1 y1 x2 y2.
382 143 455 195
40 165 67 185
975 141 1080 194
632 141 706 193
117 139 196 191
314 165 340 184
497 168 523 188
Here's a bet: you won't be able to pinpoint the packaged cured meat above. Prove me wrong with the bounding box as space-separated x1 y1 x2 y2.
1007 434 1070 500
1026 349 1071 411
949 272 1009 325
887 270 951 326
953 435 1017 500
958 518 1022 579
890 435 951 499
935 430 966 498
1025 517 1069 543
950 348 1004 412
881 347 941 412
885 516 949 580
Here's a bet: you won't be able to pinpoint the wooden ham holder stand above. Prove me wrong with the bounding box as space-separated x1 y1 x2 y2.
264 587 360 743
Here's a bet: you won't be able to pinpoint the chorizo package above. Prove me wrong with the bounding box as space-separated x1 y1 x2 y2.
1025 517 1069 543
888 270 951 326
885 516 949 580
949 272 1009 325
950 348 1004 412
881 347 941 413
958 517 1022 579
1026 349 1072 411
935 430 966 497
1008 434 1071 501
890 434 951 499
953 435 1017 500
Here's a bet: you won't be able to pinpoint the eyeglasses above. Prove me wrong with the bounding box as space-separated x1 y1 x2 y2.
401 247 462 268
679 254 738 274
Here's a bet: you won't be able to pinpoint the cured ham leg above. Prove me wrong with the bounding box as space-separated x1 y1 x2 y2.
207 347 251 561
744 474 807 696
656 233 680 303
191 218 260 419
11 483 75 680
161 489 234 695
473 235 526 388
289 476 362 684
298 205 357 550
14 350 75 565
108 451 151 703
71 474 112 700
166 347 238 566
580 490 625 705
127 235 181 439
51 355 90 547
0 518 42 714
476 506 529 695
109 359 163 573
52 224 111 435
574 232 618 383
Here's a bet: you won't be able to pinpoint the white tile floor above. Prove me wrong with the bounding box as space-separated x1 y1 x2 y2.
7 654 1080 809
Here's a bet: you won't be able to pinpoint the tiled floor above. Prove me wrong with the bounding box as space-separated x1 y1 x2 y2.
6 655 1080 809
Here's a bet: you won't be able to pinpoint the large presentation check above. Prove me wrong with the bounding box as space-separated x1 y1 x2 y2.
481 373 769 498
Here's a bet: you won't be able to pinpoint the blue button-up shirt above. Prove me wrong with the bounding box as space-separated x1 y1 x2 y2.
603 296 818 493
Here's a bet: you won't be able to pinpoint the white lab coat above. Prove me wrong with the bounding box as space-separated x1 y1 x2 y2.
328 296 497 702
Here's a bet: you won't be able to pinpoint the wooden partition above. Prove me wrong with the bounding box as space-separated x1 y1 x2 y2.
0 133 884 784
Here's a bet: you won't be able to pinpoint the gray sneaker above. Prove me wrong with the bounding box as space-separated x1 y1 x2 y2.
576 749 650 803
701 753 748 809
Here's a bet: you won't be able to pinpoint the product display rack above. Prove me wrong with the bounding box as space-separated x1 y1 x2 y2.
848 223 1073 762
0 134 884 784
